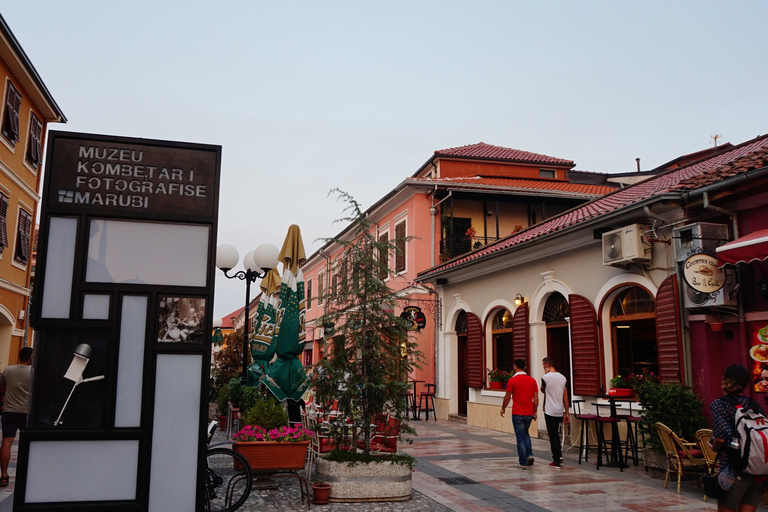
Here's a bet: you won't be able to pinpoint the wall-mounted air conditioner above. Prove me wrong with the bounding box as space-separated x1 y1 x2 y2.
672 222 729 263
602 224 652 266
683 270 738 309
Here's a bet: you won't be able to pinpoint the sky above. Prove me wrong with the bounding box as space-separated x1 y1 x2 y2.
2 1 767 319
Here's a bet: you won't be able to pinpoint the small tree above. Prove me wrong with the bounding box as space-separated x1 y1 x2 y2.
313 190 422 456
211 328 248 409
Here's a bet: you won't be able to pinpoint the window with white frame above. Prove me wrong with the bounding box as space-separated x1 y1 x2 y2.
318 272 325 304
378 231 389 279
26 112 43 169
14 207 32 265
395 220 406 273
1 80 21 147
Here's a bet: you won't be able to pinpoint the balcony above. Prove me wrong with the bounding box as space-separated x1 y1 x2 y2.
440 235 500 261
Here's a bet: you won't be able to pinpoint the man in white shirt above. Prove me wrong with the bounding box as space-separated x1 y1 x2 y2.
541 356 569 468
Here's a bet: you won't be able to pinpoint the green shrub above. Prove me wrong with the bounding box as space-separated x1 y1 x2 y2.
637 380 706 451
239 394 289 431
239 386 261 413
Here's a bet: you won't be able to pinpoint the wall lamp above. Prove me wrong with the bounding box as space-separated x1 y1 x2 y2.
514 294 524 307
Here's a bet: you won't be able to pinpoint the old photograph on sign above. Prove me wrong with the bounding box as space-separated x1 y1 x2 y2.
157 296 206 343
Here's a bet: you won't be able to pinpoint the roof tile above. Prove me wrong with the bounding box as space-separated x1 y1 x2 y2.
435 142 574 166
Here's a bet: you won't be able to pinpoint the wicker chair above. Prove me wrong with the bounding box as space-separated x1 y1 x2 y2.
695 428 719 503
655 422 706 494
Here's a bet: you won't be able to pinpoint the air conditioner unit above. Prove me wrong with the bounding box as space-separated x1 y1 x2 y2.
602 224 652 266
672 222 729 263
683 267 738 309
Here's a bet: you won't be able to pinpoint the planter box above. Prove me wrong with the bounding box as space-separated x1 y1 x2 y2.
232 440 310 473
489 381 503 390
316 458 412 502
608 387 635 398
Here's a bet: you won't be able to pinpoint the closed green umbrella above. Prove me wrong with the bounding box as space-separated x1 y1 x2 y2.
247 268 281 386
264 225 310 401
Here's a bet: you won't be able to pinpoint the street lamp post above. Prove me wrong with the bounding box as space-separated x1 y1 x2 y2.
216 243 280 386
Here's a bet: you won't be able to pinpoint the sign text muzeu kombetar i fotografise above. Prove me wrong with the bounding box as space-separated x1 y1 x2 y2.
58 144 208 209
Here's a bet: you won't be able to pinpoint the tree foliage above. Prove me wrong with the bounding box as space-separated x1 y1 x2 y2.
211 327 248 406
312 190 422 455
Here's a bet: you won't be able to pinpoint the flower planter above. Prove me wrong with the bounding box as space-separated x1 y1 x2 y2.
232 440 310 473
312 483 332 504
608 387 635 398
217 414 228 430
489 381 503 390
316 458 412 502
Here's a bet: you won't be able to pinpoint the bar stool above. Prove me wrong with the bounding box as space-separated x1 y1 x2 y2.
615 402 642 465
593 402 623 471
419 383 435 421
572 400 599 464
406 391 415 417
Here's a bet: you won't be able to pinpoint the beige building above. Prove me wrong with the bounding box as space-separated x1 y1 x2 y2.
0 14 65 365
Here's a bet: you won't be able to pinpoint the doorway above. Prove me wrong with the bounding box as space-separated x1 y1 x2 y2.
543 293 571 396
456 311 469 416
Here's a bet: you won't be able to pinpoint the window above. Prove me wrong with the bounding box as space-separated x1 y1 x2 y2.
0 193 8 253
14 208 32 265
492 309 514 374
378 231 389 279
395 220 406 273
1 81 21 146
26 112 43 169
306 278 313 310
318 272 325 304
539 169 556 178
611 287 657 377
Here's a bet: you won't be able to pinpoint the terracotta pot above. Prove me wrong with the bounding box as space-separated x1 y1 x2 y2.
312 483 332 504
217 414 227 430
232 440 310 473
710 322 723 332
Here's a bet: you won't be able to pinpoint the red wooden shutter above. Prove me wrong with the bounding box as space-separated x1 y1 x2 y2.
569 294 602 396
466 312 483 388
512 303 529 369
655 275 683 383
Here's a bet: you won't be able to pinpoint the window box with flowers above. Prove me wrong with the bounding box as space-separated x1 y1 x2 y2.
232 425 313 473
487 368 510 390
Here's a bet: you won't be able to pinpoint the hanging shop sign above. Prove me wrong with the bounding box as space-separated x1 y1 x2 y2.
682 253 726 294
401 306 427 331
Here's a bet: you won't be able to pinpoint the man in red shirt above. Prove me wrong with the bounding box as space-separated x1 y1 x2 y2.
500 359 539 468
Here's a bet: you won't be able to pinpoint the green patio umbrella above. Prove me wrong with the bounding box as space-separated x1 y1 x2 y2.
247 268 281 386
263 225 311 401
211 327 223 347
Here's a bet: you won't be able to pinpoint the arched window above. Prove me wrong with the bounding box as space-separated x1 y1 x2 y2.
610 287 656 378
491 309 514 373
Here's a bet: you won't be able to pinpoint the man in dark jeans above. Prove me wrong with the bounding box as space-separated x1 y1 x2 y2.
500 359 538 469
541 357 569 467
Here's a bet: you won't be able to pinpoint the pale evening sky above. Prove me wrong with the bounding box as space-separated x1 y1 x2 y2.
2 1 766 319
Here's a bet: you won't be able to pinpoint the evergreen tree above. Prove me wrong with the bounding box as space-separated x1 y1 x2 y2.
313 190 422 455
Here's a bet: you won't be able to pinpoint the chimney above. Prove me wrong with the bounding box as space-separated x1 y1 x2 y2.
636 158 641 172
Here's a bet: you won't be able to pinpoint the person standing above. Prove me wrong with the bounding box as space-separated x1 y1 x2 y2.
500 359 539 469
711 364 767 512
0 346 32 486
541 357 569 468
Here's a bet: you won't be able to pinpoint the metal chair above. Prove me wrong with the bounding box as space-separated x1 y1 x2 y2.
655 422 706 494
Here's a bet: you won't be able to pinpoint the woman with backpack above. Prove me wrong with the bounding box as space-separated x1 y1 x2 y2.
711 364 767 512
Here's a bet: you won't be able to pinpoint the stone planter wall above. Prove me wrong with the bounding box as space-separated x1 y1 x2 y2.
316 458 412 502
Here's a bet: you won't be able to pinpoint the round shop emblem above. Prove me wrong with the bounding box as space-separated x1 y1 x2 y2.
682 253 726 294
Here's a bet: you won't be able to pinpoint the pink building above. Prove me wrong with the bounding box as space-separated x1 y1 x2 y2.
302 143 617 415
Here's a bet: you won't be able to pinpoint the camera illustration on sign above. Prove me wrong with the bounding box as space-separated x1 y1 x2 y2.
157 296 206 343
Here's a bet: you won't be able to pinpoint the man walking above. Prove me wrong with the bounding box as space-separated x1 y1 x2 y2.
0 346 32 486
541 356 569 468
500 359 538 469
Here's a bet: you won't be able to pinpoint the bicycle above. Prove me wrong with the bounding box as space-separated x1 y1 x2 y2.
202 420 253 512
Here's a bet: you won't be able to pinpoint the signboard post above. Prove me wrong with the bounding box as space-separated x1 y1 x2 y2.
16 131 221 511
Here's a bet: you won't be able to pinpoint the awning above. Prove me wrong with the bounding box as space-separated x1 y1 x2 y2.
716 228 768 266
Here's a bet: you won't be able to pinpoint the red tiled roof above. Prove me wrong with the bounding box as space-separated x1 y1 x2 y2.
419 134 768 278
220 306 244 329
435 142 574 166
407 176 616 196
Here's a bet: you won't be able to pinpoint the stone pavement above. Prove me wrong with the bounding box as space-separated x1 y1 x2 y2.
2 419 767 511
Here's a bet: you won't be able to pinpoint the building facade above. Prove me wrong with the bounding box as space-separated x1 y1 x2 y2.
0 14 65 365
416 134 768 434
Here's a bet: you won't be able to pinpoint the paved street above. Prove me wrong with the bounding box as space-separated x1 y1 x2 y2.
2 418 766 511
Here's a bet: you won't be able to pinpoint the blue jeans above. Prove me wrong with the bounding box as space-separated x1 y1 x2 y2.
512 415 534 465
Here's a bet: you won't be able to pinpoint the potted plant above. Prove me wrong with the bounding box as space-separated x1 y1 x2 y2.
231 424 313 473
312 190 421 502
636 379 707 478
311 480 332 505
609 374 635 397
487 368 510 389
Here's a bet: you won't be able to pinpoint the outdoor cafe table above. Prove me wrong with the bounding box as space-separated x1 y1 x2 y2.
592 395 635 470
409 380 423 420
